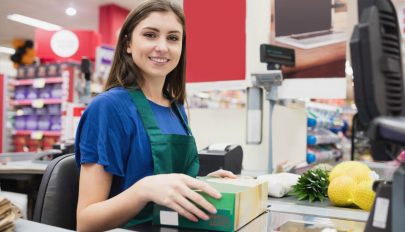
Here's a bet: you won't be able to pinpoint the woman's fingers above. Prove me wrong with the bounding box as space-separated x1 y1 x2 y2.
168 202 198 222
175 195 210 221
182 175 221 199
207 169 237 178
180 185 217 215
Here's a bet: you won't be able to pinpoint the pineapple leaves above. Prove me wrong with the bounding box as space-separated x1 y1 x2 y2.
290 168 329 202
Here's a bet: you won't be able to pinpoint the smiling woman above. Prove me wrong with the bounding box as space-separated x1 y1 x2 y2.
74 0 236 231
126 11 183 106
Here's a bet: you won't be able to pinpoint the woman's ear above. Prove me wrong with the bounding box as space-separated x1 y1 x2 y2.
127 43 132 54
126 38 131 54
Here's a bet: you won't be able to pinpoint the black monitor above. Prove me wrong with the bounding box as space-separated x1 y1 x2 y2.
350 0 405 161
351 3 405 231
274 0 332 37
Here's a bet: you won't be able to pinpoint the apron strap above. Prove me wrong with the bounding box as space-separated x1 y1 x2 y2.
129 89 193 136
171 102 193 136
128 90 161 136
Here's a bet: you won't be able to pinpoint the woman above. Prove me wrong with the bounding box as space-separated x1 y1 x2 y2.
75 0 235 231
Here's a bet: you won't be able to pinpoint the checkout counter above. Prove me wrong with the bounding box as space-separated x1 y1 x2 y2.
15 200 367 231
7 146 368 232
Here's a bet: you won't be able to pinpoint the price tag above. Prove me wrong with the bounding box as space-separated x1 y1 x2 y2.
32 99 45 108
15 109 24 116
33 78 46 88
31 131 44 140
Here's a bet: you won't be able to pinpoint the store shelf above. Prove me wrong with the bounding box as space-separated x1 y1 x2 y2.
11 77 64 86
13 130 61 137
10 98 63 106
8 63 78 151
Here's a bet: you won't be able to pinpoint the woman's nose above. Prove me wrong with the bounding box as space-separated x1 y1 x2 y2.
155 39 168 52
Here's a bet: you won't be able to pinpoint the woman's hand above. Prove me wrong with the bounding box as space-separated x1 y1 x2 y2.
137 174 221 222
207 169 237 178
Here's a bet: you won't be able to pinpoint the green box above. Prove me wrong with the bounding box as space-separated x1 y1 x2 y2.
153 178 268 231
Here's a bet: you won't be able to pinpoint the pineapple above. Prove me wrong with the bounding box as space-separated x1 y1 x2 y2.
290 168 329 202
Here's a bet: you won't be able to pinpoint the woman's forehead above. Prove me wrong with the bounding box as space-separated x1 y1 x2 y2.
135 11 183 33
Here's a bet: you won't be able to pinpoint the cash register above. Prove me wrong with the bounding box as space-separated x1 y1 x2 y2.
198 144 243 176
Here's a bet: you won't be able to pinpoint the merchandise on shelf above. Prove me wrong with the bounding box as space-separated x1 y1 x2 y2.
307 128 340 146
8 62 80 152
306 145 343 164
305 101 351 165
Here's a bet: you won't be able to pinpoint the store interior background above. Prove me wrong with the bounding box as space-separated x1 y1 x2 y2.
0 0 405 175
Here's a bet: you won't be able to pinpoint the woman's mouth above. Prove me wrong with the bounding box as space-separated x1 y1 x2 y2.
149 56 170 64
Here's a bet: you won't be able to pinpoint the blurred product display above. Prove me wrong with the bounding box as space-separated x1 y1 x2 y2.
6 62 80 152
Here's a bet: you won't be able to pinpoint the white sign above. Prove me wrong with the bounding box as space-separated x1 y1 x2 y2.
50 30 79 58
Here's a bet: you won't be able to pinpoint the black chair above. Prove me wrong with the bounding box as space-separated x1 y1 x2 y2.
33 154 79 230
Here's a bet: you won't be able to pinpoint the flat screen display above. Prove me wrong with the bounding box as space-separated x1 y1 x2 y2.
275 0 332 37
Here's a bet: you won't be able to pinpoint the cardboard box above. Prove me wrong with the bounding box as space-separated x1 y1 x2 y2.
153 178 268 232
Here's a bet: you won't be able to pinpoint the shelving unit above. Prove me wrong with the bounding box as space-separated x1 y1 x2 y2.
10 99 64 106
13 130 61 137
6 62 80 152
11 77 64 86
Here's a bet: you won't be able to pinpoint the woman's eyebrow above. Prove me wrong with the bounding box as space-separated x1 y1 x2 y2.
142 27 181 34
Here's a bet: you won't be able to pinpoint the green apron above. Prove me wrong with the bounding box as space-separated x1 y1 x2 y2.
124 89 199 227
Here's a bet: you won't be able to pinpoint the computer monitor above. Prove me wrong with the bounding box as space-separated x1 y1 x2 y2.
350 1 405 231
271 0 346 78
351 0 405 161
274 0 332 37
350 0 405 128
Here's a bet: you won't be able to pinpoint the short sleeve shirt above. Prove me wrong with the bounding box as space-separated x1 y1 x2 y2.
75 87 188 197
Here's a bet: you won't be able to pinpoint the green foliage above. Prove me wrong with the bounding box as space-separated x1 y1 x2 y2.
290 168 329 202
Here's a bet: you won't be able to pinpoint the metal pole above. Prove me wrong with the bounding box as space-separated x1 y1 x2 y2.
267 98 276 173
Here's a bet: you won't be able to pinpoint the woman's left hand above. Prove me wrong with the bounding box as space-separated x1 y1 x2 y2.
207 169 237 178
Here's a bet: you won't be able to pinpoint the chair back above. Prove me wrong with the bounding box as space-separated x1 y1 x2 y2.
33 154 79 230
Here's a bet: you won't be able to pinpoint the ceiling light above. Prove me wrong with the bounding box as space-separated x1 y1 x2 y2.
0 46 15 54
65 7 77 16
7 14 62 31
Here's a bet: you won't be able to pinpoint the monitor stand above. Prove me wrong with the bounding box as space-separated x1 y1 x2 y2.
392 163 405 232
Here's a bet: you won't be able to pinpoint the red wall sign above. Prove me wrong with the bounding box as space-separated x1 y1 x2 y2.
184 0 246 83
35 29 101 61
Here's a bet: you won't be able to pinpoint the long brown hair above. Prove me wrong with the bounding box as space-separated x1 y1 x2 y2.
104 0 187 104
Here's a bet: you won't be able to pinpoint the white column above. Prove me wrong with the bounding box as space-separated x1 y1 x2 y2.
245 0 271 82
242 0 272 173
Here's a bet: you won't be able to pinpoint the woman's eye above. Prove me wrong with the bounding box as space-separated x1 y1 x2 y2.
167 35 179 41
144 33 156 38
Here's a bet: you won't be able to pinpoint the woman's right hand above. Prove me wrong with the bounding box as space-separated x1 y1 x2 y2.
137 174 221 222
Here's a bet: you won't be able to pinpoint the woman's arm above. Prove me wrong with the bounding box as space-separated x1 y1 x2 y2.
77 164 224 232
76 163 148 232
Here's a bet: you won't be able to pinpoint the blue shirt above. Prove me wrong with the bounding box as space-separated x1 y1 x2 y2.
75 87 188 197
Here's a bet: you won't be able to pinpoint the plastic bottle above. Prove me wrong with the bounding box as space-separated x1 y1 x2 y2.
39 85 52 99
38 115 51 130
26 86 39 99
25 115 38 130
307 146 342 164
307 128 340 145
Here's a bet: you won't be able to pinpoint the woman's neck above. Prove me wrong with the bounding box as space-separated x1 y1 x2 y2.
141 77 170 107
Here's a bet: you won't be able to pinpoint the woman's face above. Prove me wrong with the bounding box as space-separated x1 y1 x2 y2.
127 11 183 80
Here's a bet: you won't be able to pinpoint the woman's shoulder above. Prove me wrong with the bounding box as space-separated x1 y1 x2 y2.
89 87 131 107
94 86 130 101
85 87 134 115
